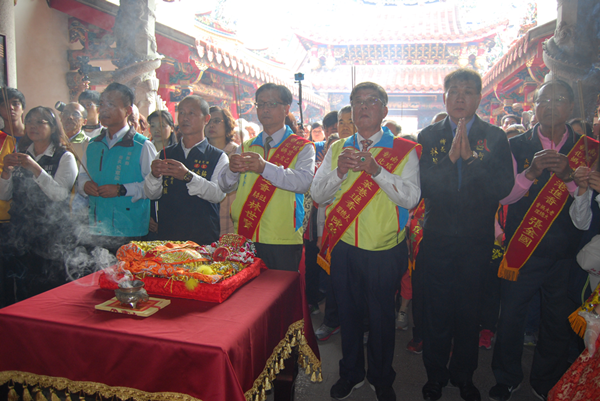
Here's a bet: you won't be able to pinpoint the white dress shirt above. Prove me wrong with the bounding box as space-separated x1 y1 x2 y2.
144 139 228 204
219 126 315 194
311 129 421 210
0 143 77 202
77 125 158 202
570 188 596 230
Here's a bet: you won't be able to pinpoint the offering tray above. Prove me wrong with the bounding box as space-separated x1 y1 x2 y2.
99 236 265 303
99 258 265 303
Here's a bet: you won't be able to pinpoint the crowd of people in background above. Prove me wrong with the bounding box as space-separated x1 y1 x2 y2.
1 66 600 401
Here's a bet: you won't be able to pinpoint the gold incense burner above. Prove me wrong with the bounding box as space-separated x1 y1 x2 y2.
115 280 149 309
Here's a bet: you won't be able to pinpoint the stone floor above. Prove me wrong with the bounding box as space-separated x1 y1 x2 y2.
292 304 540 401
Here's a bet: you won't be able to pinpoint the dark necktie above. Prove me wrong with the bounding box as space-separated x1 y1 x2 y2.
264 136 273 157
360 139 372 152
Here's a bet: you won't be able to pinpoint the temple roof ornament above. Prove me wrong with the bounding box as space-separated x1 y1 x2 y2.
311 65 457 93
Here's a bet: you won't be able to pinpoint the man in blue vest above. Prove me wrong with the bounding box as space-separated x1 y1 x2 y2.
78 82 157 252
144 95 228 245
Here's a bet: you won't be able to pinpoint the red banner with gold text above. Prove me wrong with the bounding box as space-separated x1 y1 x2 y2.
499 136 599 281
237 135 310 240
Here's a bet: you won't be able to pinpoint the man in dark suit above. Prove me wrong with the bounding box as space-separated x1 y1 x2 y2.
490 80 585 401
417 68 514 401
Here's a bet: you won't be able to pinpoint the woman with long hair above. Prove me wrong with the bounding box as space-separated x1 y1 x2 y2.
0 106 78 305
205 106 239 235
148 110 177 152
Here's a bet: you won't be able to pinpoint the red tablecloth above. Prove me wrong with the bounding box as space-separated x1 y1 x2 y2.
0 269 320 401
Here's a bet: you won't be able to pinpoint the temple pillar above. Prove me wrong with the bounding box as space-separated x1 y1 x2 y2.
112 0 163 117
543 0 600 120
0 0 17 87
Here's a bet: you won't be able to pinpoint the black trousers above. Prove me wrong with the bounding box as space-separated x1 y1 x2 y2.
331 240 407 387
492 257 573 395
419 233 493 383
478 247 502 333
304 238 323 305
411 253 424 343
254 242 302 272
323 273 340 328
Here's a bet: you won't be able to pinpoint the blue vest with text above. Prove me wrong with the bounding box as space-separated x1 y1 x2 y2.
86 127 150 237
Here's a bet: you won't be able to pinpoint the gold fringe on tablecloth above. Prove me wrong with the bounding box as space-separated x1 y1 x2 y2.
0 319 321 401
0 372 202 401
244 319 322 401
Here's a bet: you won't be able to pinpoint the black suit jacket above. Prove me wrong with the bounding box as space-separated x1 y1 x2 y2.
418 115 514 239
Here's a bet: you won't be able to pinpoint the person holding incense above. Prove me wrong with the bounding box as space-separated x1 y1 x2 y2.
311 81 420 401
144 96 227 245
0 89 20 227
490 79 591 401
219 83 314 272
0 106 77 305
0 88 20 307
78 82 157 253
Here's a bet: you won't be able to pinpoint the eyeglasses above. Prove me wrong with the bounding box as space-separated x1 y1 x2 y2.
208 118 223 125
535 96 570 106
351 97 385 108
255 101 284 109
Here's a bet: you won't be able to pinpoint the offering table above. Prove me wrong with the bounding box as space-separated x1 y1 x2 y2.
0 268 320 401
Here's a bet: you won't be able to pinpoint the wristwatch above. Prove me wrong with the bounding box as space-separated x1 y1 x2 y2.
183 171 194 183
118 184 127 197
466 151 478 164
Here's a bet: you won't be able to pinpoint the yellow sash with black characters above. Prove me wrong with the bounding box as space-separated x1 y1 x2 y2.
237 134 310 240
499 136 599 281
317 138 420 274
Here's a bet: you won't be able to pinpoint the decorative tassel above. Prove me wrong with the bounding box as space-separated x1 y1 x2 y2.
50 389 60 401
7 385 18 401
311 371 317 382
497 258 520 281
274 361 280 375
279 357 285 371
305 363 311 375
254 394 259 401
264 378 271 391
33 387 47 401
300 334 307 345
290 336 297 347
270 368 276 380
569 308 587 338
260 388 266 401
65 392 72 401
79 394 86 401
22 386 33 401
318 371 323 382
